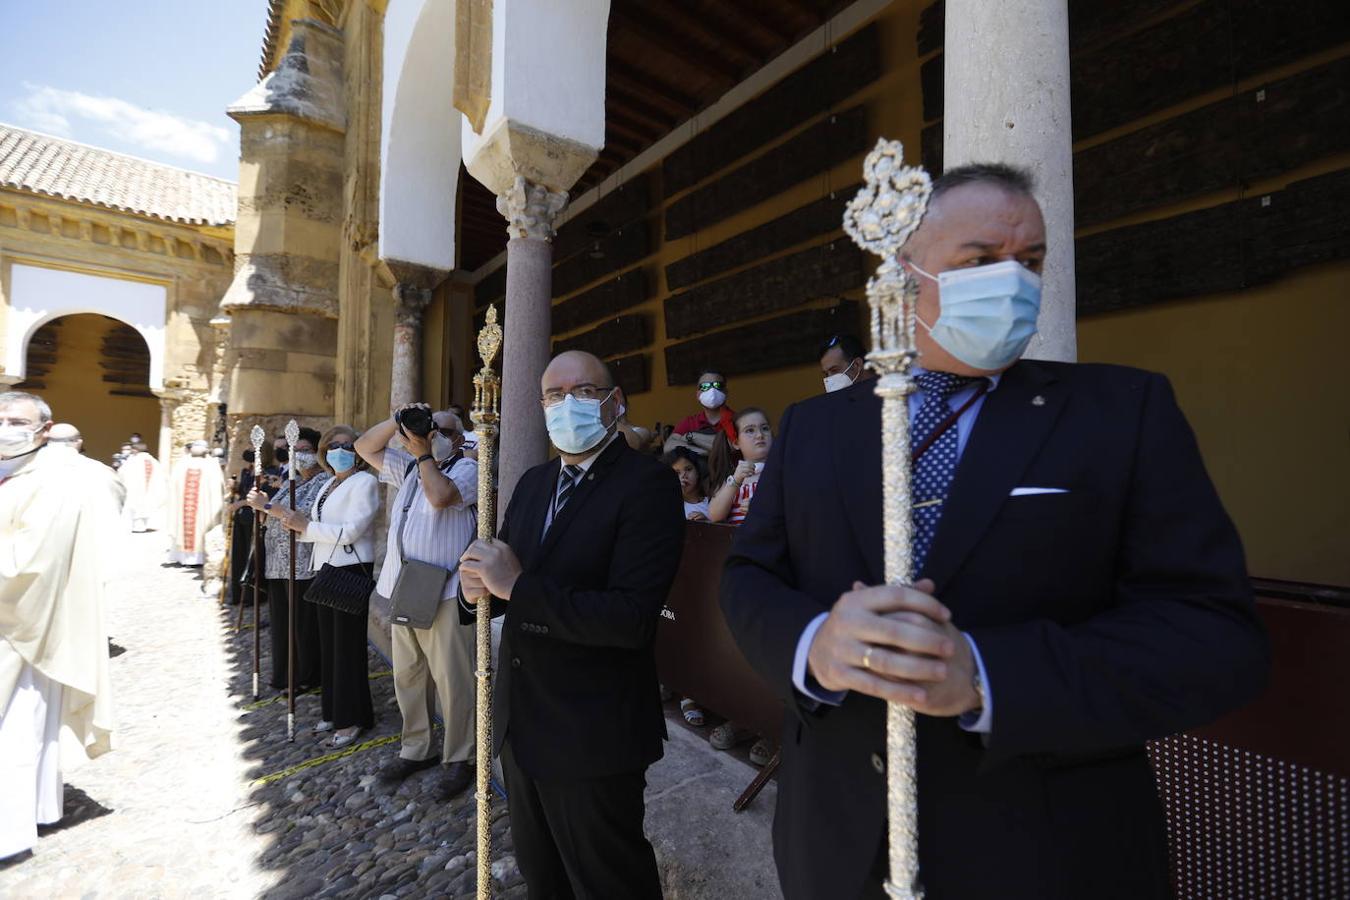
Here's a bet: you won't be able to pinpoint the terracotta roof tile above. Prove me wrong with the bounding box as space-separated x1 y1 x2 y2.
0 124 237 227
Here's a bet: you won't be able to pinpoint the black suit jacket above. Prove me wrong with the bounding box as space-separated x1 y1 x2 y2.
464 436 686 781
721 360 1269 900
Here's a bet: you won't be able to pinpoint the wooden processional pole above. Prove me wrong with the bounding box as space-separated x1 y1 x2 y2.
470 305 503 899
249 424 266 701
842 139 934 900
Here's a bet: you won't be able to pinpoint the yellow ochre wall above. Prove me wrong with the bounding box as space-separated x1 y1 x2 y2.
1079 262 1350 585
29 313 160 464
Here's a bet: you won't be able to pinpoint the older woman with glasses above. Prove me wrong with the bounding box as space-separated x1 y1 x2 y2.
283 424 379 747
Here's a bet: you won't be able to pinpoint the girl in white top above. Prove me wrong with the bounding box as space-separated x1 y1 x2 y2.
284 425 379 747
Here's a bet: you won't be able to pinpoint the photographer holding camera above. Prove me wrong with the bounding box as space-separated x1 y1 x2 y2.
355 403 479 800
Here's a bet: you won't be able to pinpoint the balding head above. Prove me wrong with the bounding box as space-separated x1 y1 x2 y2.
48 422 83 452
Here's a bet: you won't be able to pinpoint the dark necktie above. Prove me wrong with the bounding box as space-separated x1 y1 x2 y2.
910 371 979 574
555 464 582 517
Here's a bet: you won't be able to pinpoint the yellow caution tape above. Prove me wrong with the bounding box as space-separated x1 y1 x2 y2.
240 670 391 712
252 734 399 786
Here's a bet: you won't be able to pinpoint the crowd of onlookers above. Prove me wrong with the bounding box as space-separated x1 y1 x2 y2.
212 332 872 771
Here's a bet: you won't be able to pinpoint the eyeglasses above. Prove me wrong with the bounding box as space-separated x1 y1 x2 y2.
540 384 612 407
697 381 725 392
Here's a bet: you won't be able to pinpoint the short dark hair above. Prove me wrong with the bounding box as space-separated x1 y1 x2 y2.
819 333 866 363
932 163 1035 201
298 426 322 447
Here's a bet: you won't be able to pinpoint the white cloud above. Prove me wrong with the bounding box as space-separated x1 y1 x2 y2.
11 83 231 166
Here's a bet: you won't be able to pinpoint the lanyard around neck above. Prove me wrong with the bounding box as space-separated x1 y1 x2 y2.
911 381 989 464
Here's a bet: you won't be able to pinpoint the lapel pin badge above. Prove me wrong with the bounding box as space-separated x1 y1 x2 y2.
1032 395 1046 407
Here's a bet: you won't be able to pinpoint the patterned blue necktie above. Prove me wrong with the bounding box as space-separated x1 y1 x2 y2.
910 371 979 574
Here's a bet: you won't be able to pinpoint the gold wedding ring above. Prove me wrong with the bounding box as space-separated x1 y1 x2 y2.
862 645 876 671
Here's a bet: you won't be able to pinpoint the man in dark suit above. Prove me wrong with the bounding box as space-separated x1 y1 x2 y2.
721 164 1269 899
460 350 685 899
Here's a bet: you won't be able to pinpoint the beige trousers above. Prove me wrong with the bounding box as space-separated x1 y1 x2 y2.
392 600 476 763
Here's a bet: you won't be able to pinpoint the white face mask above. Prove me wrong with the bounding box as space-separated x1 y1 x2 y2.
910 259 1042 371
0 424 41 459
698 388 726 410
823 359 862 393
293 451 318 471
431 433 457 461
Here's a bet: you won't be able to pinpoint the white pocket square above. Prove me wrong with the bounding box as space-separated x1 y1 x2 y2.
1009 487 1069 496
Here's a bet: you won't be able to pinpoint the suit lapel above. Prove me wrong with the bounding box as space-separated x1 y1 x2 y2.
532 436 626 566
921 360 1067 590
835 385 885 585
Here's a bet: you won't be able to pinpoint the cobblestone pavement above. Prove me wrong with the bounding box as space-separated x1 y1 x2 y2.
3 530 521 899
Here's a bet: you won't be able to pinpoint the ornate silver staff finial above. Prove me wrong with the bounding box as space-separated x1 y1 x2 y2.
843 138 933 900
843 138 933 380
284 419 300 479
249 424 265 476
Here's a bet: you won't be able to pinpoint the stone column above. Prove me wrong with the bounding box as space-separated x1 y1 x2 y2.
943 0 1076 362
496 177 567 518
390 282 434 408
156 395 175 468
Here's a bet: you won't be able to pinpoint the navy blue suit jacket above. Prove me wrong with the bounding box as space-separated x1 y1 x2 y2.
721 360 1269 899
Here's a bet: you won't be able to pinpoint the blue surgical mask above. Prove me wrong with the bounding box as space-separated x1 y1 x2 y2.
326 448 356 472
910 259 1041 370
544 391 613 455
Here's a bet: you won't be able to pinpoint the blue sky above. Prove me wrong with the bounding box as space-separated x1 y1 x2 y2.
1 0 271 181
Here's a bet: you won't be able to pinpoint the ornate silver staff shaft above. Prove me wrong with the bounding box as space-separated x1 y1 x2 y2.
285 418 300 742
470 305 503 900
843 139 934 900
249 424 266 702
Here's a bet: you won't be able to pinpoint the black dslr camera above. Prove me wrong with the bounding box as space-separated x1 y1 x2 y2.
395 405 436 438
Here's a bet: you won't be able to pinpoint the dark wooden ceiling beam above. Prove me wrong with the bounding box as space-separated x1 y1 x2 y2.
605 109 663 146
607 59 702 118
606 88 678 133
643 2 765 67
703 2 795 48
610 9 743 82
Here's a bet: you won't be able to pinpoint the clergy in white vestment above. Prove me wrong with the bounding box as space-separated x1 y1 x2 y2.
118 441 162 531
0 392 118 861
168 440 225 566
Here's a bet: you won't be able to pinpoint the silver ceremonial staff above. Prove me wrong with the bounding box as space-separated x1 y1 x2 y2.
842 139 934 900
470 304 503 900
285 418 300 742
249 423 266 701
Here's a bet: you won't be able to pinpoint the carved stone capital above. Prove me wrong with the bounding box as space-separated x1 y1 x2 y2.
392 282 434 328
497 176 568 242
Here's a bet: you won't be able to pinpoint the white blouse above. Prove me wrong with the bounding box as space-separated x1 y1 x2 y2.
299 470 379 570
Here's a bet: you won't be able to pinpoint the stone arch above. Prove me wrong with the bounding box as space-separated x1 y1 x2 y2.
5 262 168 391
379 0 461 272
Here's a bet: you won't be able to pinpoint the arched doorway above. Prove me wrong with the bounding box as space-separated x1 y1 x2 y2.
14 313 160 465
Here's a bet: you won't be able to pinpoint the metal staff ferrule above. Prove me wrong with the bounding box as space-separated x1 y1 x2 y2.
843 138 933 900
470 305 503 900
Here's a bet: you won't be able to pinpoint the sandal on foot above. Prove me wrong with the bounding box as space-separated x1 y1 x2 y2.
330 728 362 749
680 699 705 727
312 719 334 734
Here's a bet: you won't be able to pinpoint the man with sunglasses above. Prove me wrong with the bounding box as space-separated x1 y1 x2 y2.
673 369 737 446
355 403 479 801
